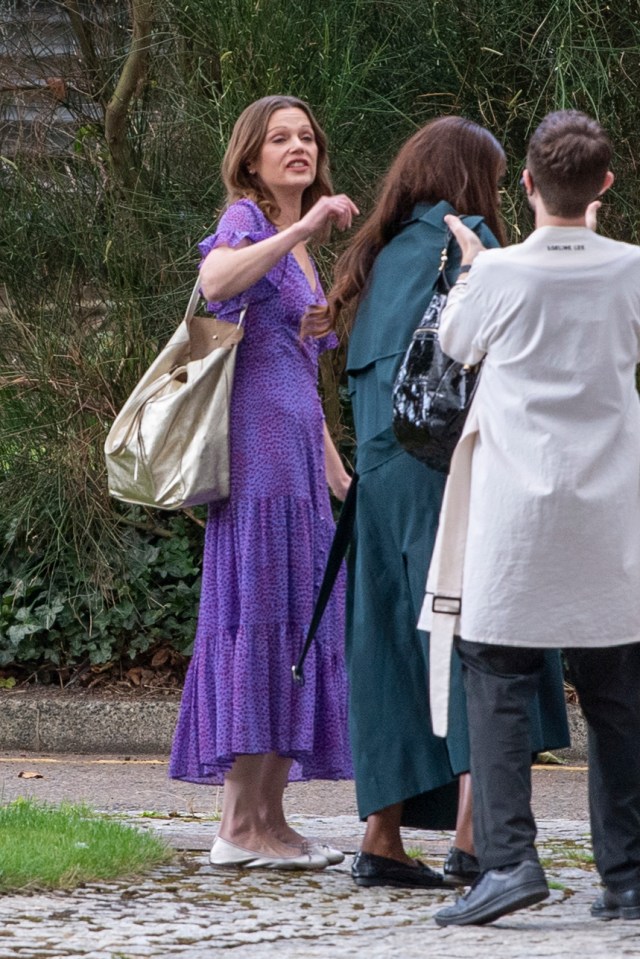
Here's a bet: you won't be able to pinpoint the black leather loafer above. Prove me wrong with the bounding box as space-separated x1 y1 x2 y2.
443 846 481 885
351 850 449 889
591 886 640 920
434 860 549 926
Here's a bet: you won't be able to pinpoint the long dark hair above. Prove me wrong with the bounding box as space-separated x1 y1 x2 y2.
305 116 506 337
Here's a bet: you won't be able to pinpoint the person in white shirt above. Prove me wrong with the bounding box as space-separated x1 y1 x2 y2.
426 110 640 926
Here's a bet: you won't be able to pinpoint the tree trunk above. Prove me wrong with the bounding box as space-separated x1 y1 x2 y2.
103 0 153 190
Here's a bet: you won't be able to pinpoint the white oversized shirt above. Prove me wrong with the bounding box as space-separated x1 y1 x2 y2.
419 226 640 734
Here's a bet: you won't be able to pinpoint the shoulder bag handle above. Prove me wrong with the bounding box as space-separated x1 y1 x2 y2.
435 229 453 294
184 277 247 335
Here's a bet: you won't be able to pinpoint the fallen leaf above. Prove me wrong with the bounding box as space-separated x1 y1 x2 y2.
45 77 67 100
151 648 171 668
537 751 566 765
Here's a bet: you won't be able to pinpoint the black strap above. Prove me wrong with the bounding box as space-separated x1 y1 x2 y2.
291 473 359 686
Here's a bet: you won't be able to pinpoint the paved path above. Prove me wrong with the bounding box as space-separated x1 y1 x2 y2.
0 754 590 819
1 758 639 957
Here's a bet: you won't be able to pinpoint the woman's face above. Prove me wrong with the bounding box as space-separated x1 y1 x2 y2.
251 107 318 196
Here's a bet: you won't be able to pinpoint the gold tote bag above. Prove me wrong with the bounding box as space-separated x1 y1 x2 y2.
104 278 246 510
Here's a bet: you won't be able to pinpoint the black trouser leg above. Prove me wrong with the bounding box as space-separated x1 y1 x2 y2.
456 639 544 871
566 643 640 892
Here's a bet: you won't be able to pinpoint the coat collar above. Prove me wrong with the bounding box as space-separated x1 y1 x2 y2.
403 200 484 233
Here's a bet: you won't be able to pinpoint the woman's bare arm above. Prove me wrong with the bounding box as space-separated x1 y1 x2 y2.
323 421 351 502
200 194 359 301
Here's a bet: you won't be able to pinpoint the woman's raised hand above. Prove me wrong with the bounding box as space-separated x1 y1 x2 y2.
201 194 358 302
444 214 486 264
298 194 359 240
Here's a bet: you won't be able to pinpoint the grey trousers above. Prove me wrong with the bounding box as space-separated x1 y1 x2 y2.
456 638 640 892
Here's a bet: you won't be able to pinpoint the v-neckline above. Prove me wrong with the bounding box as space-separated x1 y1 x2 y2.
266 209 318 295
289 249 319 296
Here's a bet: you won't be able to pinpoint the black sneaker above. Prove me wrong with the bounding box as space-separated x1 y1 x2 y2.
443 846 481 884
591 886 640 920
435 860 549 926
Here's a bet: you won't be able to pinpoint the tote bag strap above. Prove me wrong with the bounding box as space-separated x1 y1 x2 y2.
184 277 248 336
184 276 202 326
111 277 245 459
110 277 201 457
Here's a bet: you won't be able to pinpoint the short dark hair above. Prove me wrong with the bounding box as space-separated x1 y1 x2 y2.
527 110 612 217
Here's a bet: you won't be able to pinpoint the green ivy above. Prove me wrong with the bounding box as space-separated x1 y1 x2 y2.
0 512 203 672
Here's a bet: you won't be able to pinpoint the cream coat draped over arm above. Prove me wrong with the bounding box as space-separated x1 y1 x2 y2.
419 227 640 736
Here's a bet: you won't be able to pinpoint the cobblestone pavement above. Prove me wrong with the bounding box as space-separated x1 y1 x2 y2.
1 814 640 959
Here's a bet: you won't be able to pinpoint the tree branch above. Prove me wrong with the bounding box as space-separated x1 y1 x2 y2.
59 0 104 101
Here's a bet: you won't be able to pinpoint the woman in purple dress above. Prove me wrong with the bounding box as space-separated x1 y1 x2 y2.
169 96 358 870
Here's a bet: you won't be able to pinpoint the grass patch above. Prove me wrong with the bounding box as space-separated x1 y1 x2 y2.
539 840 595 869
0 798 174 892
406 847 427 860
536 751 566 765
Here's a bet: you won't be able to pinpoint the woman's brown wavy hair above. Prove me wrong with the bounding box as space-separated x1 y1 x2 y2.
222 95 333 224
304 116 506 337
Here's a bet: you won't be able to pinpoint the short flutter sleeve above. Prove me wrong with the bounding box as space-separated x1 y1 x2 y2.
198 199 283 316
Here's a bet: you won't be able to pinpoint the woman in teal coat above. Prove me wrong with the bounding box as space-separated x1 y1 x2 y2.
310 117 570 888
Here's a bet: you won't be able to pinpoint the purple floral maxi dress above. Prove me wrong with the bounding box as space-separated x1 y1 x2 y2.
169 199 352 784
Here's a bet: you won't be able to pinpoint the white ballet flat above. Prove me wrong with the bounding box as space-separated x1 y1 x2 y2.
281 835 345 865
209 836 329 870
306 842 345 865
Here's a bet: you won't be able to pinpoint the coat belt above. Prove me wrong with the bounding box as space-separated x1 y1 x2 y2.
418 416 478 737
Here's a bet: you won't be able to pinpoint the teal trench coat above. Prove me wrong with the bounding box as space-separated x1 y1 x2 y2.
346 201 570 827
